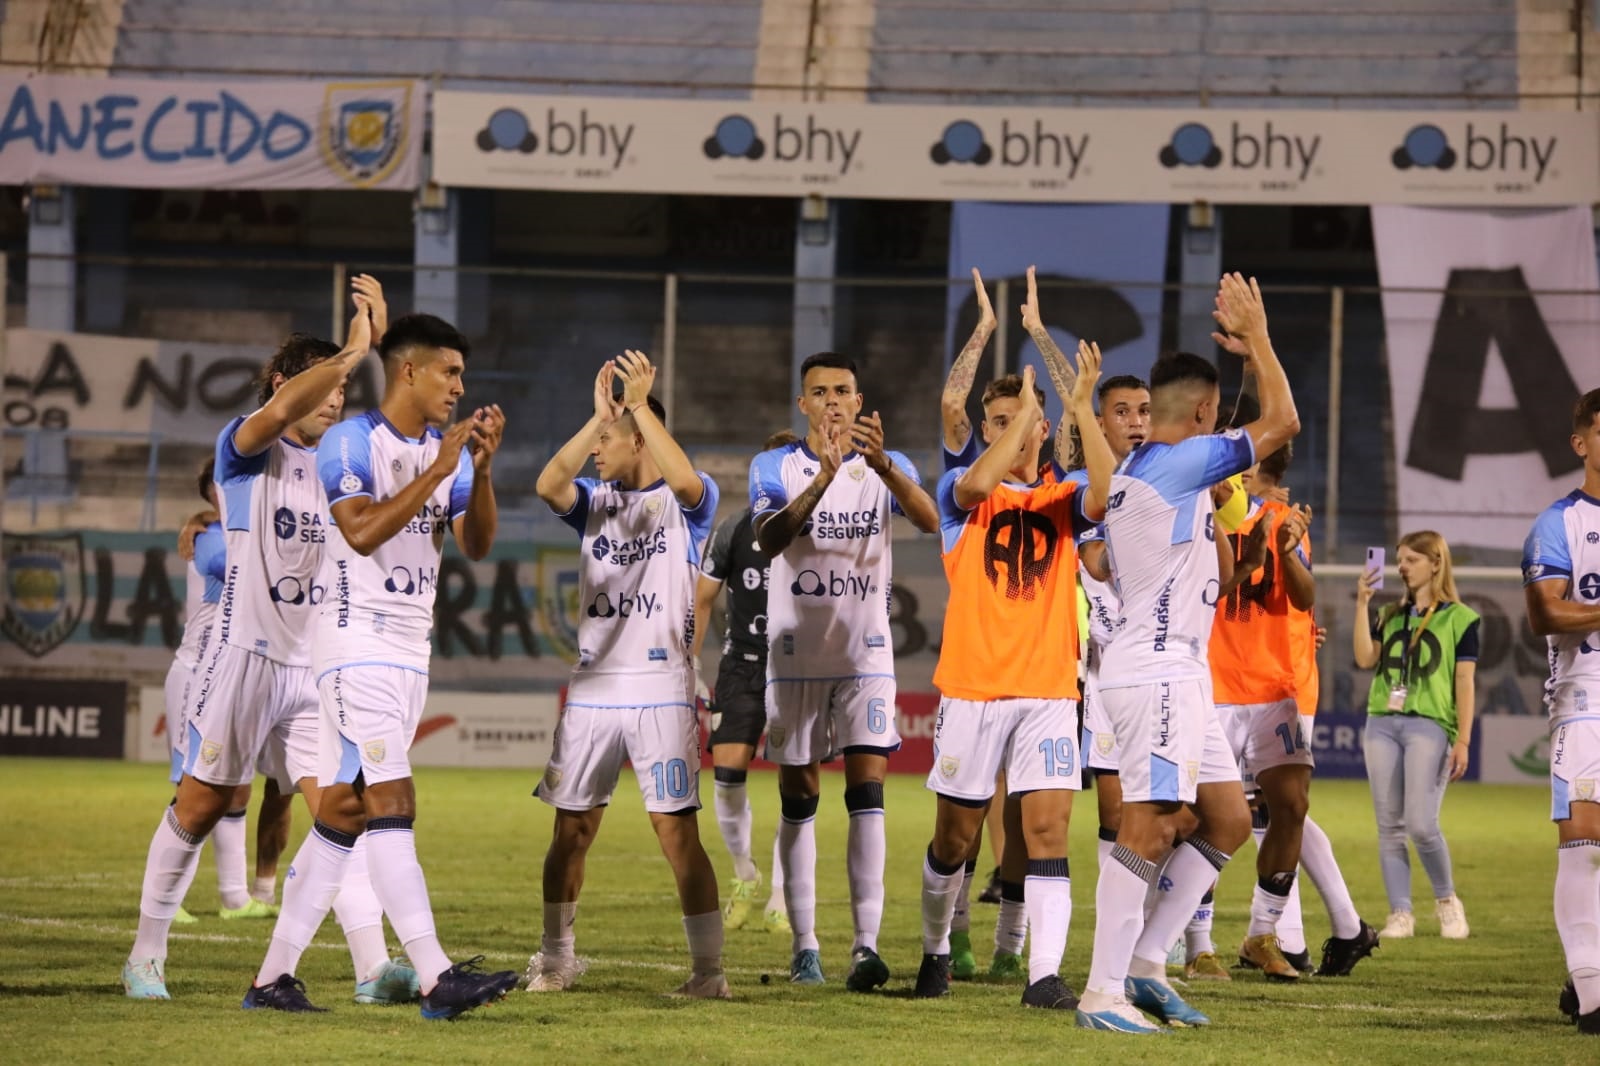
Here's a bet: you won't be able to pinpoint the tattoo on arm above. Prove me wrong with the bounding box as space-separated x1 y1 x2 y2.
759 477 830 555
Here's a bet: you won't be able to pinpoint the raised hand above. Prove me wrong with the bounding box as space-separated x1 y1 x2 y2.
593 361 623 424
1212 272 1268 349
1260 484 1291 506
1019 364 1042 418
432 417 478 476
1277 503 1311 554
1239 520 1271 574
466 404 505 472
345 293 373 357
351 273 388 344
849 410 891 475
1210 329 1251 359
1071 339 1102 409
175 510 216 562
819 421 844 480
614 349 657 411
1356 564 1380 606
973 267 996 333
1021 264 1044 336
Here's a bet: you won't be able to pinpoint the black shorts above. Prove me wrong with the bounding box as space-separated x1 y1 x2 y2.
710 656 767 749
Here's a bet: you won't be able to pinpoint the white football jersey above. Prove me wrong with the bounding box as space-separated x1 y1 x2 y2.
1098 430 1256 688
1523 490 1600 720
553 474 718 706
175 522 226 669
749 442 921 680
316 410 474 674
1064 469 1121 653
213 416 331 667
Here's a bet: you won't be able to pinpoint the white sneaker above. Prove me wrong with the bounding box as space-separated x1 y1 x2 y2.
523 951 588 992
668 972 732 999
1380 910 1415 939
1436 895 1469 939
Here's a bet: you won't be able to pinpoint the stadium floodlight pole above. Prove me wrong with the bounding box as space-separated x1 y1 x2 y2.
331 262 348 346
993 277 1009 379
662 272 678 434
1325 284 1344 561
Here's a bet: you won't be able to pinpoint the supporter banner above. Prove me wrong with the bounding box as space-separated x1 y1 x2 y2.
1307 710 1370 780
1372 206 1600 550
0 677 125 757
946 203 1168 436
434 92 1600 206
1 329 383 443
0 76 422 189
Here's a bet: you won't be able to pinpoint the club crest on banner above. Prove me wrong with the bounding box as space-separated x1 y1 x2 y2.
1 533 85 657
536 546 583 663
320 82 411 188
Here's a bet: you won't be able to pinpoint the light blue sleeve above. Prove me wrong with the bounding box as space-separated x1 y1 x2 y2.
887 449 922 517
936 467 971 553
448 448 474 520
683 472 720 544
214 415 268 481
1139 430 1257 502
1523 501 1574 585
943 434 980 473
750 448 789 518
553 477 594 535
193 523 227 582
317 420 374 506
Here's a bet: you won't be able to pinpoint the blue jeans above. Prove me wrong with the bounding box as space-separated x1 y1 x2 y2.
1364 713 1456 913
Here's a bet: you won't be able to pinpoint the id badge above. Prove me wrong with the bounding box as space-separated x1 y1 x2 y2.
1387 685 1407 712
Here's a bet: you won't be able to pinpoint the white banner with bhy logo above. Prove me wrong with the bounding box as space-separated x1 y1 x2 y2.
1372 206 1600 551
433 91 1599 206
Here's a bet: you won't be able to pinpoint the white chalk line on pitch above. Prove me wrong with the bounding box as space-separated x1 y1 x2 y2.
0 913 772 977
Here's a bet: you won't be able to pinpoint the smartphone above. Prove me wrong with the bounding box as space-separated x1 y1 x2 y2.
1365 546 1385 590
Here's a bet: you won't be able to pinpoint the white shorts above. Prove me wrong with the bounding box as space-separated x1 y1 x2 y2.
163 656 197 784
318 665 430 788
926 696 1083 801
765 675 901 767
1101 678 1239 805
1082 667 1119 773
1217 698 1315 792
536 703 703 814
1551 717 1600 822
186 643 316 791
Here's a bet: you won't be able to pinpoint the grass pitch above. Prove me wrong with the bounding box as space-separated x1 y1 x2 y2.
0 759 1585 1064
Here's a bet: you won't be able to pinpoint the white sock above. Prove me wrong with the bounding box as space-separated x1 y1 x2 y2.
1096 833 1114 873
778 812 818 953
1133 840 1232 969
1144 847 1175 922
766 830 787 913
714 779 757 882
683 910 724 977
1086 845 1155 997
1300 815 1361 939
252 874 277 905
1024 859 1071 984
920 849 965 955
1185 888 1216 960
131 807 204 961
951 860 975 935
365 818 451 993
542 900 578 959
847 803 887 953
1248 875 1295 937
996 885 1028 956
255 822 353 985
332 835 389 982
1278 878 1307 955
1556 840 1600 1014
213 808 251 910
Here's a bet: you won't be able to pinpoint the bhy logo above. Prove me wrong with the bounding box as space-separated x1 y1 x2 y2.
1391 122 1557 183
1158 121 1320 182
929 118 1088 179
703 113 861 176
475 107 633 170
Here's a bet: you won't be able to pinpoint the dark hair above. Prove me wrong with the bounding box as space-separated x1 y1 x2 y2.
254 333 341 405
1575 388 1600 433
1258 442 1293 482
379 313 471 363
981 373 1046 409
620 394 668 428
1225 393 1261 430
1149 351 1219 394
196 457 216 503
799 351 858 381
1098 374 1148 401
764 428 800 451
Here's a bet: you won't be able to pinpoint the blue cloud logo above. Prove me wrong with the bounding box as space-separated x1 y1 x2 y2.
1159 123 1223 168
930 120 992 166
703 115 765 160
1392 124 1456 171
476 108 538 153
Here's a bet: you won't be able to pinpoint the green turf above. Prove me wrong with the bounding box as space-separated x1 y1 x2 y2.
0 758 1587 1064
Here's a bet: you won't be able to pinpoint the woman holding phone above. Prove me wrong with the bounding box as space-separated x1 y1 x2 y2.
1353 531 1479 941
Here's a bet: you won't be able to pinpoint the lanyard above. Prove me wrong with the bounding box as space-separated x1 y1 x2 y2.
1397 602 1439 686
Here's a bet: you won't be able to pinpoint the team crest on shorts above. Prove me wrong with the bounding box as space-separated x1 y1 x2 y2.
1185 761 1199 786
543 767 562 790
1577 778 1597 802
200 740 222 765
1 532 85 657
939 755 960 778
319 82 412 187
1095 732 1115 758
768 726 787 747
364 740 386 763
